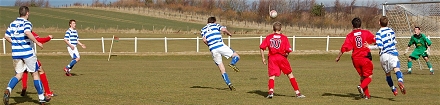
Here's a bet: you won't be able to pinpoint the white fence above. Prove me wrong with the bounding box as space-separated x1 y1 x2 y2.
1 36 438 54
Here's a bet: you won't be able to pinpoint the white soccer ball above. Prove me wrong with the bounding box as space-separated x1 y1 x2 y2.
270 10 277 18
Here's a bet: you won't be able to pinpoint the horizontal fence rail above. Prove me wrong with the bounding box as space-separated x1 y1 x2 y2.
1 36 438 54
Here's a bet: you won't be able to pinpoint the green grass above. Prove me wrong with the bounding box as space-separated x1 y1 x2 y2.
0 54 439 105
0 6 252 32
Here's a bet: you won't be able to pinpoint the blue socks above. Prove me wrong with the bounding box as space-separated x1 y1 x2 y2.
230 56 239 65
386 76 394 88
222 73 231 85
7 77 19 90
396 71 403 82
67 59 77 69
33 80 44 94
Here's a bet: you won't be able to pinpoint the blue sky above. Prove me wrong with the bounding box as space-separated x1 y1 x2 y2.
0 0 411 7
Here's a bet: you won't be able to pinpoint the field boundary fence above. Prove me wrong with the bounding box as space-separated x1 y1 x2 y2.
1 36 439 54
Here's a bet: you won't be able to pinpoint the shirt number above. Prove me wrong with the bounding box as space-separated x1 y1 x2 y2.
354 32 363 48
270 38 281 49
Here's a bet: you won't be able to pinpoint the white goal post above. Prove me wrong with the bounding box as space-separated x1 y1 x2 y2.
382 1 440 71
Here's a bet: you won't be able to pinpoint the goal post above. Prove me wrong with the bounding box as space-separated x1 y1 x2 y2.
382 1 440 71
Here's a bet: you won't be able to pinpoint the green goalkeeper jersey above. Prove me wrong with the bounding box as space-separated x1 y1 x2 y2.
408 33 432 52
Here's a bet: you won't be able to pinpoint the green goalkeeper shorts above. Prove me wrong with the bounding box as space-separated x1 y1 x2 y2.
409 50 428 60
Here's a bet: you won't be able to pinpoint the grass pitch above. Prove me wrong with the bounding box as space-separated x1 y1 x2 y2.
0 54 439 105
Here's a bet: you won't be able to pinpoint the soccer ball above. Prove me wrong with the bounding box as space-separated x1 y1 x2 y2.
269 10 277 18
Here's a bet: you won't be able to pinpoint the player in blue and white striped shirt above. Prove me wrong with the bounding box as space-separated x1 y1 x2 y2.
374 16 406 96
3 6 49 104
63 19 86 76
200 17 240 91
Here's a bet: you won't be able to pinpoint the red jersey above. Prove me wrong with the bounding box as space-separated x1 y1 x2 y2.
340 29 375 59
32 31 51 44
260 33 292 56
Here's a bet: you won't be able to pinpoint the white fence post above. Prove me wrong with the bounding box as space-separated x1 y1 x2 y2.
3 38 5 54
292 36 295 51
260 36 262 44
164 37 167 53
228 36 231 47
326 35 330 52
34 43 37 54
135 37 138 53
101 37 105 53
196 36 199 52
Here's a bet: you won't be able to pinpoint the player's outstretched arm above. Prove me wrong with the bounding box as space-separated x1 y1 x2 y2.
221 27 232 36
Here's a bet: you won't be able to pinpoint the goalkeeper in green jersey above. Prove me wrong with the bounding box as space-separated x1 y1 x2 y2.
404 27 433 75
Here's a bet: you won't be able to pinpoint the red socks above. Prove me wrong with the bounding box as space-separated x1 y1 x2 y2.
40 73 51 94
360 77 371 89
22 71 28 89
360 77 372 97
289 78 300 90
268 79 274 91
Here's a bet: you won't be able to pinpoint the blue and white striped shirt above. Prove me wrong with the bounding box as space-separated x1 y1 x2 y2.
5 17 35 59
64 28 79 46
376 27 398 56
201 23 226 51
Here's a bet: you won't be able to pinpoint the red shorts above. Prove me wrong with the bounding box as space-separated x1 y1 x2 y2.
352 58 373 77
37 60 42 67
268 55 292 77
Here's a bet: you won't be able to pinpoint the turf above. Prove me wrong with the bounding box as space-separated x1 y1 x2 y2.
0 54 439 105
0 6 251 32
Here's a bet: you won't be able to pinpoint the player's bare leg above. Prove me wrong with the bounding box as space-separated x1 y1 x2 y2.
218 63 235 91
287 73 305 98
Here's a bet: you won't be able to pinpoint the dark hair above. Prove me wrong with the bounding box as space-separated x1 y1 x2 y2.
352 17 361 28
273 22 282 31
415 26 421 30
207 17 216 23
379 16 388 27
69 19 76 26
19 6 29 17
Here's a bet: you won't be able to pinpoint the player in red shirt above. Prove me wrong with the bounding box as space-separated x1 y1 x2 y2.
335 17 376 99
260 22 305 99
21 31 55 98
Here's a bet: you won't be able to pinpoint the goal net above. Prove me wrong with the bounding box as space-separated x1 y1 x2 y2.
383 1 440 72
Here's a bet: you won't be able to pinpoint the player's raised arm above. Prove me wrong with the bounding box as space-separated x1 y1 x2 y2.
220 26 232 36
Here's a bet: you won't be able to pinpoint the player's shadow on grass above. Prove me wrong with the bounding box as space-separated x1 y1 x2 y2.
247 90 289 98
10 92 42 105
190 86 230 91
322 93 396 101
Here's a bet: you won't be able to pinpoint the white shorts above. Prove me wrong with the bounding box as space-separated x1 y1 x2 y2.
380 53 401 73
13 56 39 73
211 46 234 64
67 46 80 59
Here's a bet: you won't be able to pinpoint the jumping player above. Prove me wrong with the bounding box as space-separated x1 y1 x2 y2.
200 17 240 91
336 17 375 99
372 16 406 96
260 22 305 99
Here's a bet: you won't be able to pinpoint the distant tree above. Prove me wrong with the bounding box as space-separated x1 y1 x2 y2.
311 3 325 17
